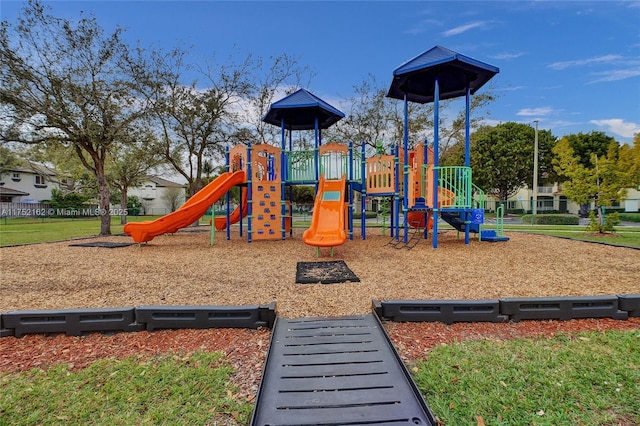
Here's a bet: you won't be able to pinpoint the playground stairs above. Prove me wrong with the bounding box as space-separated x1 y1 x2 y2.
440 211 509 242
440 210 479 233
251 315 437 425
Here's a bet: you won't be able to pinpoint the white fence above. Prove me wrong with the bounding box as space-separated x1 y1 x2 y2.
1 202 99 218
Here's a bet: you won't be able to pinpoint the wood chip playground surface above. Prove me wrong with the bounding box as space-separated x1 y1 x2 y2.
2 229 638 318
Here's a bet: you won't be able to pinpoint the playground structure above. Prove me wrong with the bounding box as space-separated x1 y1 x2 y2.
125 46 509 249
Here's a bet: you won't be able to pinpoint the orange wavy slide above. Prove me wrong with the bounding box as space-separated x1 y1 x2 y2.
214 186 248 230
407 188 455 229
302 174 347 248
124 171 246 243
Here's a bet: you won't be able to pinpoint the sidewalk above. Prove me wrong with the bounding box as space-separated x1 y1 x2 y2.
502 215 639 227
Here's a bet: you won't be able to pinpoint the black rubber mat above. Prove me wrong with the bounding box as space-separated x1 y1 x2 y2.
251 315 436 425
296 261 360 284
69 241 134 248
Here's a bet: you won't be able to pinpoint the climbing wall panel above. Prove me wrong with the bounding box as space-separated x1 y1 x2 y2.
252 182 282 240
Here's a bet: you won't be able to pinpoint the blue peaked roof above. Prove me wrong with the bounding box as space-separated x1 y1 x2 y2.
262 88 345 130
387 45 499 104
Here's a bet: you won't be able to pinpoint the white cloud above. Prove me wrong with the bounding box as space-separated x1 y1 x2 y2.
441 21 488 37
590 119 640 138
516 107 556 117
405 18 442 35
547 54 622 70
491 51 525 60
588 69 640 83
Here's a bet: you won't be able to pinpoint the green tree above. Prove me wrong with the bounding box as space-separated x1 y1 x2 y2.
618 133 640 188
553 136 633 232
561 131 614 168
464 122 556 202
0 1 148 234
48 188 89 211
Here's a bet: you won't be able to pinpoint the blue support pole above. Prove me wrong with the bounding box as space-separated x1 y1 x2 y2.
348 141 354 240
239 186 244 238
393 144 399 239
403 94 409 243
423 140 429 240
464 83 471 245
247 143 253 243
224 146 231 240
287 126 294 237
361 141 366 240
281 118 287 240
432 78 440 249
314 116 320 189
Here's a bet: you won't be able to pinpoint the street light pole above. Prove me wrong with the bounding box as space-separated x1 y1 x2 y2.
532 120 539 222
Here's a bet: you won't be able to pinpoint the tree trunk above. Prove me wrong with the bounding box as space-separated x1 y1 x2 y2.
96 169 111 235
120 186 128 225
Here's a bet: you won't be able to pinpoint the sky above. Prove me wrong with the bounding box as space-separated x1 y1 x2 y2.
2 0 640 144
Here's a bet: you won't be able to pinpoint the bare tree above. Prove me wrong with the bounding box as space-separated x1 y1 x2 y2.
127 48 254 197
327 75 432 155
0 1 148 234
162 186 184 213
107 127 165 224
242 54 314 146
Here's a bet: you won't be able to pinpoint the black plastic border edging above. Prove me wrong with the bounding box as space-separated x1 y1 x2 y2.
0 303 277 338
2 294 638 338
374 294 639 323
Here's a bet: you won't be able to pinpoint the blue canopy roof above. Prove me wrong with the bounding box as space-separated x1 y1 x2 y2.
387 45 499 104
262 88 345 130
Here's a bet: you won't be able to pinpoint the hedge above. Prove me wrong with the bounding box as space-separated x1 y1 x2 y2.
619 212 640 222
353 211 379 219
521 214 580 225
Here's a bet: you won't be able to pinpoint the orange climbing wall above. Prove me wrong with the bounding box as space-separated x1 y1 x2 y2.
251 144 287 241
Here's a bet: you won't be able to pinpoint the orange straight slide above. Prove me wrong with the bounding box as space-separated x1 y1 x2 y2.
302 174 347 248
124 171 246 243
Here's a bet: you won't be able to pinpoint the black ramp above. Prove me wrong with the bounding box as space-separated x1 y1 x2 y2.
251 315 436 425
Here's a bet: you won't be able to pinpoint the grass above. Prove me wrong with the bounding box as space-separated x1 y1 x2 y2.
0 216 160 247
0 351 253 425
2 215 640 247
413 329 640 426
505 224 640 248
2 331 637 426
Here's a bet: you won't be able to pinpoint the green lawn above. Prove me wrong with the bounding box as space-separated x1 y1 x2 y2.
0 352 252 425
2 330 637 425
414 329 640 425
505 224 640 248
2 215 640 247
0 216 160 247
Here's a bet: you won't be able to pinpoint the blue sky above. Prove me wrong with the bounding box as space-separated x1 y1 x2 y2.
3 1 640 143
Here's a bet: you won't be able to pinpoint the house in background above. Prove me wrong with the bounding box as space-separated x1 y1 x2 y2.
128 177 186 215
485 183 640 215
1 162 185 217
0 162 65 203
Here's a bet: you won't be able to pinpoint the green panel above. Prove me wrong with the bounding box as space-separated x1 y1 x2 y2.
323 190 341 201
